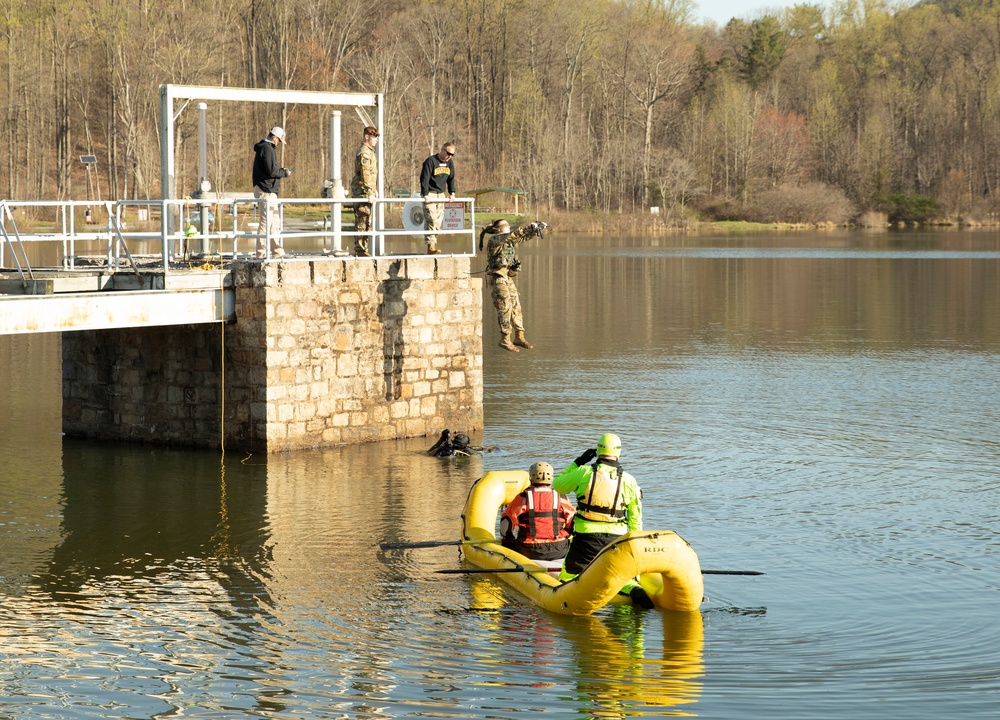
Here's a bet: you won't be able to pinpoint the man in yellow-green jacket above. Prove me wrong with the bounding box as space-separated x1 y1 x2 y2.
552 432 652 608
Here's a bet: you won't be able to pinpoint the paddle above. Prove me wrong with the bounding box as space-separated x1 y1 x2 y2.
434 568 764 576
381 540 764 576
436 567 547 574
379 538 496 551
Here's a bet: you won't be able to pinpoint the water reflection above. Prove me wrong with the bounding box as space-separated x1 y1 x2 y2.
556 611 704 718
509 233 1000 353
41 440 270 603
0 334 63 594
466 578 704 718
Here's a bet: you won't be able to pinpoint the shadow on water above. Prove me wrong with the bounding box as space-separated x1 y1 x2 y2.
39 439 273 611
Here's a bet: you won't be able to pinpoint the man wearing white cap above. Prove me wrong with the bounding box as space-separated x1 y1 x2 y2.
252 126 292 258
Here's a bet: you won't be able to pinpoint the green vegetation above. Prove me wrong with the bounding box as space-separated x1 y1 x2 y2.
885 193 941 226
2 0 998 227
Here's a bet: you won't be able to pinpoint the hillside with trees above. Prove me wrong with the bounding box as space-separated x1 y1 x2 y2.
2 0 997 225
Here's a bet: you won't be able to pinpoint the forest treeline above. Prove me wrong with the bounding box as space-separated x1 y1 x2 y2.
3 0 999 225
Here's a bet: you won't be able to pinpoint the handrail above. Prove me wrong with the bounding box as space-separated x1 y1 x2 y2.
0 196 479 278
106 201 143 282
0 200 33 288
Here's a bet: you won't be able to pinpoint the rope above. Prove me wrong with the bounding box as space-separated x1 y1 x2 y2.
220 263 226 466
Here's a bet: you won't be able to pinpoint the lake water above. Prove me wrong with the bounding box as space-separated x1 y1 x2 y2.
1 229 998 719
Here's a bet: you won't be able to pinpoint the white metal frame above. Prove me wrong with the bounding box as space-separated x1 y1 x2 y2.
159 84 383 204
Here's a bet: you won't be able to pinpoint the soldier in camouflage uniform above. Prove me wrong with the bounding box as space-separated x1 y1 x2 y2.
350 126 380 257
480 218 548 352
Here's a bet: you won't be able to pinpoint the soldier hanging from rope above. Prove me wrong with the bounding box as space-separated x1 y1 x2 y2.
479 218 548 353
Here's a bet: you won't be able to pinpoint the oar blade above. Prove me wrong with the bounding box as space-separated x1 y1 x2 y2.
379 539 463 551
435 567 549 575
701 570 764 576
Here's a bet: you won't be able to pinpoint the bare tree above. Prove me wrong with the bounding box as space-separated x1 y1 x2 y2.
603 0 698 208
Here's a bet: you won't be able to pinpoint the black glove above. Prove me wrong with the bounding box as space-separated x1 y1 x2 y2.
574 448 597 466
428 429 450 455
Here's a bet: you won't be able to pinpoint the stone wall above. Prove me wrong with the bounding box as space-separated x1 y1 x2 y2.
62 324 223 444
63 256 483 452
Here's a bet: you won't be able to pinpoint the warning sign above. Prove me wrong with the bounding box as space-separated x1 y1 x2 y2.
443 202 465 231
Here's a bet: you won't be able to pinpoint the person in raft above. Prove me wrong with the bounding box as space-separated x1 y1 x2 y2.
499 462 576 562
552 432 654 609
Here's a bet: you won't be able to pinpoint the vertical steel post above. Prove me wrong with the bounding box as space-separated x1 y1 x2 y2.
376 95 385 255
197 103 210 255
331 110 344 254
158 86 175 250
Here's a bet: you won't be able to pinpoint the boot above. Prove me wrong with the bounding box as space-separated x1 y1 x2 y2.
498 333 520 352
427 241 441 255
513 330 533 349
629 585 654 609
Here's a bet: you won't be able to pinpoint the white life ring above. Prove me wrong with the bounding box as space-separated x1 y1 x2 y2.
402 195 427 231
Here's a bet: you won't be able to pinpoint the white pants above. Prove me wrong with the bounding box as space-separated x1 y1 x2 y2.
253 186 283 255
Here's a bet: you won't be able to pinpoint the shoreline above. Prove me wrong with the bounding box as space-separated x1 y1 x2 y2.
477 210 1000 234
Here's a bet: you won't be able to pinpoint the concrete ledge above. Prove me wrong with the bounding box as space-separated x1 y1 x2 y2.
2 288 234 334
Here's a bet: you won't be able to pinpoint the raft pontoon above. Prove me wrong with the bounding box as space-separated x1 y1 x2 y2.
459 470 704 616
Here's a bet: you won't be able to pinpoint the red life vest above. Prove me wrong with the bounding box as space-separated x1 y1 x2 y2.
508 486 572 544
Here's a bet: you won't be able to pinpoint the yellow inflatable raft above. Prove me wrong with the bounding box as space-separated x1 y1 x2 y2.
459 470 704 616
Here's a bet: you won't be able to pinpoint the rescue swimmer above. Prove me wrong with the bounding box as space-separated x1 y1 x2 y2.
427 429 495 457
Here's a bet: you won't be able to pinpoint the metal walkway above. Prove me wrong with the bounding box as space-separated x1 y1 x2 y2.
0 196 476 336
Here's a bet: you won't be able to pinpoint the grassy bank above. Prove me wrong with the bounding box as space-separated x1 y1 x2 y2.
475 209 839 235
476 209 1000 234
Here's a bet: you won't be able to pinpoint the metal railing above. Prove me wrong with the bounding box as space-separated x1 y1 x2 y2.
0 196 478 278
0 200 33 286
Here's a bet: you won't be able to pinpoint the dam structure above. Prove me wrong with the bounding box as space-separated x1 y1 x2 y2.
0 85 484 452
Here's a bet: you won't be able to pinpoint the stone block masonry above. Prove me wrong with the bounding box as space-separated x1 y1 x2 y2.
62 257 483 452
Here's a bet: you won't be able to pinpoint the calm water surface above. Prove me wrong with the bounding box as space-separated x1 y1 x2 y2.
2 230 999 718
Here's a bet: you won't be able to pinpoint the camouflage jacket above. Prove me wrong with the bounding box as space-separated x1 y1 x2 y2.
485 223 544 277
350 143 378 198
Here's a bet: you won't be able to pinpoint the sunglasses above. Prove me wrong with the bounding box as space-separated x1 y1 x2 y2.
444 150 455 157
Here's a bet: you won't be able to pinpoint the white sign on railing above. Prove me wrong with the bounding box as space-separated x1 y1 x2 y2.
443 202 465 231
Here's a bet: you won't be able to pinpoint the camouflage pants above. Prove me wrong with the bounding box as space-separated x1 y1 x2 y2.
424 192 445 246
490 274 524 335
354 202 371 254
